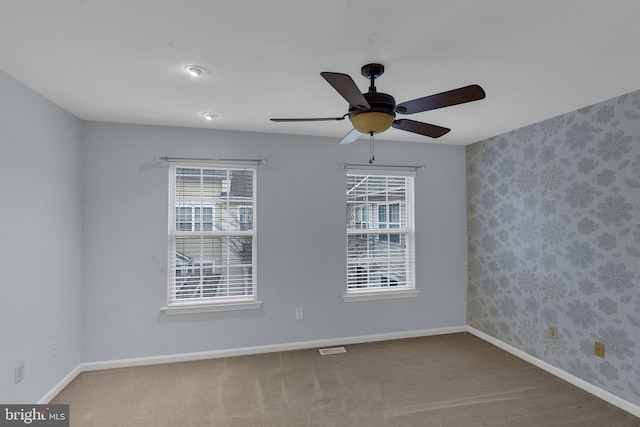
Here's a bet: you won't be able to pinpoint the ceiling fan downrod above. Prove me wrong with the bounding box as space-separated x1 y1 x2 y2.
361 63 384 92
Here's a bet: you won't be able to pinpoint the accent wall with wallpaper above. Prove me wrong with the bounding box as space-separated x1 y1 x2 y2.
467 90 640 406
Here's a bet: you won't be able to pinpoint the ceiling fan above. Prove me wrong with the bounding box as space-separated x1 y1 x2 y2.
271 63 486 144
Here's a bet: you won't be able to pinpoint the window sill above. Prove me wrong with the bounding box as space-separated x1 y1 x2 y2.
161 300 262 315
343 289 420 302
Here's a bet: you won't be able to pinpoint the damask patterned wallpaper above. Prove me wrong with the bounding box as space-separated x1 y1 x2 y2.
467 90 640 406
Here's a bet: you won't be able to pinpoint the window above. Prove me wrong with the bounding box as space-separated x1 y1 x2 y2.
176 204 214 231
355 205 372 229
237 205 253 231
164 163 259 313
378 203 401 243
345 170 417 300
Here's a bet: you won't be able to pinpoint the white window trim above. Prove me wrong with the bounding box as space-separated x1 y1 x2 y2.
161 300 262 315
343 289 420 302
345 169 416 300
163 162 260 314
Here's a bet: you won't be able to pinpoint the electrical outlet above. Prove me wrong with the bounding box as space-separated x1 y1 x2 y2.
548 325 558 340
15 363 24 384
594 341 605 358
50 340 57 358
295 307 303 320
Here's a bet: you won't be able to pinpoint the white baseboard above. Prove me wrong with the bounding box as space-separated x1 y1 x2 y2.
44 324 640 419
37 364 82 404
41 326 463 402
81 326 467 371
466 326 640 418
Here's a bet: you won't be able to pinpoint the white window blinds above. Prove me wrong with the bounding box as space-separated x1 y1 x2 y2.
168 163 256 306
346 169 415 293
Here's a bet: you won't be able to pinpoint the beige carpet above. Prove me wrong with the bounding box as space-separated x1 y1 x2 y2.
51 333 640 426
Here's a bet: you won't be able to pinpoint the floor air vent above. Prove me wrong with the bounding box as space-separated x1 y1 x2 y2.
318 347 347 355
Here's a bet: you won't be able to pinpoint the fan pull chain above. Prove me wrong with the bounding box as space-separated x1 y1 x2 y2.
369 132 375 164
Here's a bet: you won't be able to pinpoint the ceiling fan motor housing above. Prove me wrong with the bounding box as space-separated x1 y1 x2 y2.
349 91 396 134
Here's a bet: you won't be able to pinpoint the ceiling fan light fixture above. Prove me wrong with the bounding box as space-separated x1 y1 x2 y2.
351 111 394 134
184 65 206 77
201 112 217 121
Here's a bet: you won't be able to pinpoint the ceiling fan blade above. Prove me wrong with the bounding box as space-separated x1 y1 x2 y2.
270 116 346 122
320 72 370 110
392 119 451 138
396 85 486 114
338 128 362 145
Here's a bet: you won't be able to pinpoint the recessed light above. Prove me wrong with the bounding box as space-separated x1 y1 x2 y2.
201 112 217 121
184 65 206 77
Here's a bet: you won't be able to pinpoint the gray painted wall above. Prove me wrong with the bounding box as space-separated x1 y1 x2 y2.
0 72 83 403
467 90 640 406
1 69 467 401
80 122 468 362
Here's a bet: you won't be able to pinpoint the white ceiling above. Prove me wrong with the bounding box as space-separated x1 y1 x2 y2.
1 0 640 145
